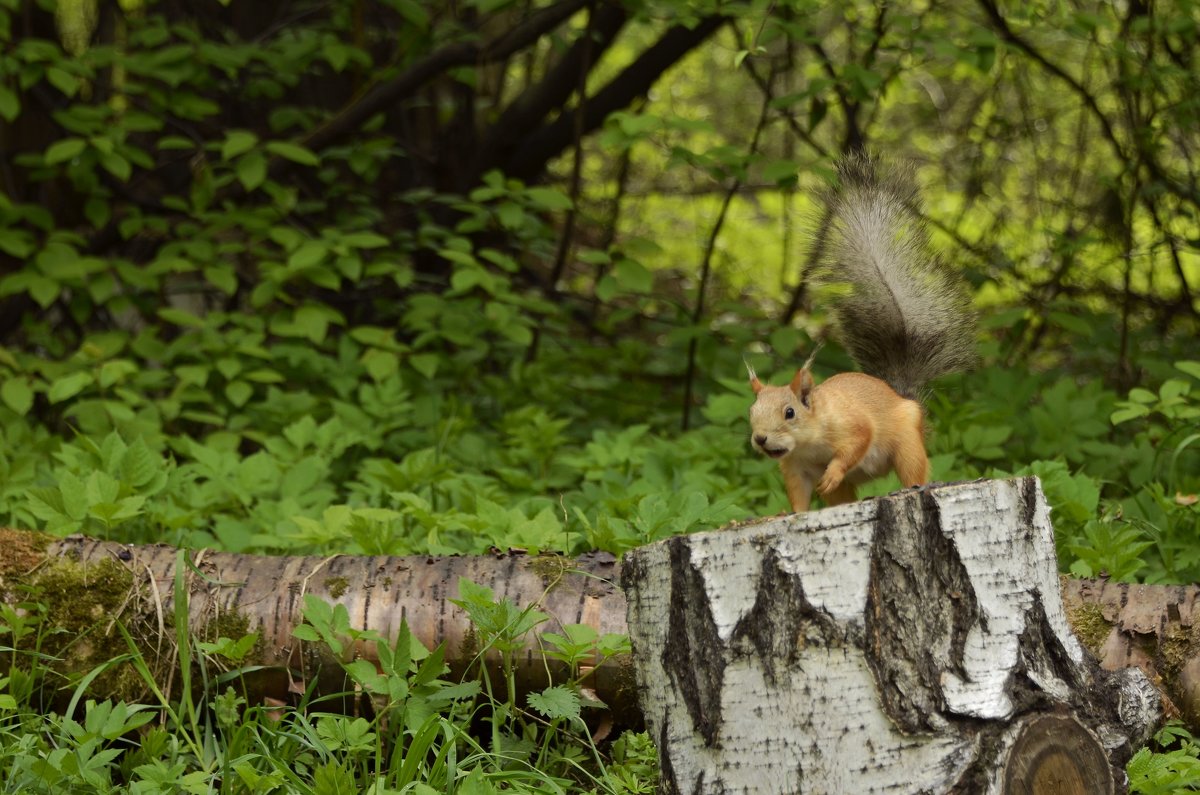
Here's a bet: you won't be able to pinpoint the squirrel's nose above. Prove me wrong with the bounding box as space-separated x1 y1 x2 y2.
754 435 767 448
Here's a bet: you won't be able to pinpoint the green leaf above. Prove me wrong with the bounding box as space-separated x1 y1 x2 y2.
158 307 206 328
46 67 80 97
524 187 573 211
761 158 799 185
1 376 34 415
1176 361 1200 381
293 305 329 344
48 371 93 403
341 232 389 249
0 85 19 122
409 353 439 378
225 380 253 407
0 229 35 258
99 151 132 181
612 257 653 294
288 240 328 270
221 130 258 160
99 360 138 388
236 151 267 191
45 138 87 166
495 201 525 230
203 265 238 295
527 685 581 721
265 141 319 166
28 276 59 308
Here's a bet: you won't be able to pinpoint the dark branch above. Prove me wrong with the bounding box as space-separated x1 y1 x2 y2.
469 1 628 186
502 15 729 182
302 0 591 154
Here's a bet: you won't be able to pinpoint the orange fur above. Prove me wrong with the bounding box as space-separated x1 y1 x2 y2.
749 370 929 513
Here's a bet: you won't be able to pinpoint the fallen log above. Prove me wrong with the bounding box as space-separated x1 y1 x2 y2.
621 478 1161 794
0 530 637 721
1063 578 1200 727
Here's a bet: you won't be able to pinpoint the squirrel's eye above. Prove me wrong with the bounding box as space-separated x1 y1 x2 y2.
784 406 795 420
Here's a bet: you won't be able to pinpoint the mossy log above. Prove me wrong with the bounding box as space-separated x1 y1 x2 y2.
0 530 637 721
1063 578 1200 728
622 478 1161 794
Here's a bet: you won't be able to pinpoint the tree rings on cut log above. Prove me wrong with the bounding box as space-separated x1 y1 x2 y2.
1000 714 1112 795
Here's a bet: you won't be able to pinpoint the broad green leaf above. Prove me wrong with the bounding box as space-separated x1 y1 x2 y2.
0 86 18 122
204 265 238 295
1 376 33 415
99 151 132 181
612 257 653 293
1176 361 1200 381
236 151 267 191
158 307 206 328
29 275 59 307
288 240 327 270
0 228 35 258
341 232 389 249
47 371 93 403
524 187 573 211
265 141 319 166
221 130 258 160
46 67 80 97
225 380 253 407
527 685 581 721
45 138 87 165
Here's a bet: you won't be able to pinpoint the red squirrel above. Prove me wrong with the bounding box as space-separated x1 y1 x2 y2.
749 154 976 512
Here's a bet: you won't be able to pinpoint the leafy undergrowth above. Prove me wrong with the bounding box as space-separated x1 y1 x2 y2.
2 341 1198 582
0 575 655 793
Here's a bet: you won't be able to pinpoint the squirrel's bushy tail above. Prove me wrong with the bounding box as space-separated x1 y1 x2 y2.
817 153 976 399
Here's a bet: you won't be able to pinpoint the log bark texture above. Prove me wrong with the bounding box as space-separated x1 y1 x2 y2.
0 532 636 721
1063 578 1200 727
621 477 1161 794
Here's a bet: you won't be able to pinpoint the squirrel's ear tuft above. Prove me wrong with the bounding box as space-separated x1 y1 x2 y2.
745 359 764 394
790 368 814 405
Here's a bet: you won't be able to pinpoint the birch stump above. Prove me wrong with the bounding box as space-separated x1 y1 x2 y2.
621 477 1160 794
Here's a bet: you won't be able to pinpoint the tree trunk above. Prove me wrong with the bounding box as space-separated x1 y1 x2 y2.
620 477 1160 794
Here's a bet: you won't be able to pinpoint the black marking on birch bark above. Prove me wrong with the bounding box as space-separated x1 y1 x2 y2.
661 538 726 747
657 712 679 795
729 546 845 684
865 490 980 732
1002 593 1085 720
1018 476 1038 537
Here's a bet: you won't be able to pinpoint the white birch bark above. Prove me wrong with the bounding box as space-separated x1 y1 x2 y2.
621 477 1160 795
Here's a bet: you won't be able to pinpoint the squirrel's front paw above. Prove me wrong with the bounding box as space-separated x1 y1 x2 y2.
817 469 843 495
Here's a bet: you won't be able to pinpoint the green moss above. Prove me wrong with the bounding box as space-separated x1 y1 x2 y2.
202 608 251 643
23 556 149 704
530 554 571 584
1160 623 1200 680
325 576 350 599
1067 602 1113 654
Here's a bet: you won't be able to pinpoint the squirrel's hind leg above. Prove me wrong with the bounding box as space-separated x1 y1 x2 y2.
893 435 930 487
